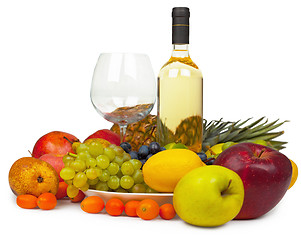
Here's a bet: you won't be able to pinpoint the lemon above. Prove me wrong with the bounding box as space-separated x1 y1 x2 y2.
142 149 206 193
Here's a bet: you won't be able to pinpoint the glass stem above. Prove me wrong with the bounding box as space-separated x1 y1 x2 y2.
119 124 127 143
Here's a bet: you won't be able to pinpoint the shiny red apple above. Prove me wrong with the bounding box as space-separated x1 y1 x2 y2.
84 129 120 146
32 131 79 158
40 153 64 182
213 142 292 219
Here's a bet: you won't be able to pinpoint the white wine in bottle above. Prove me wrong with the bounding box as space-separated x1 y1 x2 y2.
157 7 203 152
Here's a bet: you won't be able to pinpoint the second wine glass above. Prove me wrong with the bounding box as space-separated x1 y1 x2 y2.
90 53 156 142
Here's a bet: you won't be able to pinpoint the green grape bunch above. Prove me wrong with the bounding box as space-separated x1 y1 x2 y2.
60 139 157 198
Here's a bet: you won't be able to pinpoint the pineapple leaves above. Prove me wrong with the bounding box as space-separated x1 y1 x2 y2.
202 117 288 151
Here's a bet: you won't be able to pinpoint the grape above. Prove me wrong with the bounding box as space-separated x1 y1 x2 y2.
129 159 142 170
107 176 120 190
64 179 73 185
95 181 109 191
60 167 75 180
149 142 161 154
120 175 134 189
122 152 131 162
70 160 86 172
107 162 119 175
80 182 89 192
77 151 92 161
204 158 215 165
88 141 104 157
94 167 103 177
113 156 124 166
86 157 97 168
197 152 207 161
138 145 149 159
113 146 124 156
87 177 99 186
129 151 138 159
73 172 88 188
86 168 98 180
132 169 144 184
98 169 110 182
116 188 128 193
121 161 134 175
131 183 146 193
62 141 151 193
120 142 132 153
72 142 81 152
63 154 75 164
104 147 116 161
67 184 79 198
77 143 89 153
96 155 110 169
116 169 123 178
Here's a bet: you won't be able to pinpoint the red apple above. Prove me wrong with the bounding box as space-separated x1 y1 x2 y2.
40 154 64 182
32 131 79 158
213 142 292 219
84 129 120 146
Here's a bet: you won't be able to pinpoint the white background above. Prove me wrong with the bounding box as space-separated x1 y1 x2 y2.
1 0 300 239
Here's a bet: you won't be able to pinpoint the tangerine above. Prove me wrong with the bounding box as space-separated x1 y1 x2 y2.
106 198 124 216
81 196 104 213
16 195 38 209
37 192 57 210
125 200 140 217
159 203 176 220
136 199 159 220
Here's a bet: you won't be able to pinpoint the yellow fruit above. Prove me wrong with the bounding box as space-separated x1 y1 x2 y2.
142 149 206 192
9 157 59 197
288 159 298 189
205 143 224 158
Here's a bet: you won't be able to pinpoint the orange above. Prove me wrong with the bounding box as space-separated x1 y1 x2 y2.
288 159 298 189
81 196 104 213
16 195 38 209
136 199 159 220
37 192 57 210
125 200 140 217
159 203 176 220
105 198 124 216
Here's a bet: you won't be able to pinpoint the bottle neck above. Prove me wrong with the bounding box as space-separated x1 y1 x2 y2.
171 44 189 58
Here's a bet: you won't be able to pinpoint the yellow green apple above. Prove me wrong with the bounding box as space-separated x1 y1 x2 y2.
173 165 244 227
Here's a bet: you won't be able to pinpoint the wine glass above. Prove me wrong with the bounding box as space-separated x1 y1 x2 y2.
90 53 156 142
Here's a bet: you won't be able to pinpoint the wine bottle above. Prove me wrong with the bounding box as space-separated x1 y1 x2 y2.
157 7 203 152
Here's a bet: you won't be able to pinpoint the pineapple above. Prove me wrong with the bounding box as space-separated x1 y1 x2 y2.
110 115 287 152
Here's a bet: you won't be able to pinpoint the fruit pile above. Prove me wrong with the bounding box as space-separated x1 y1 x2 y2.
7 124 299 227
